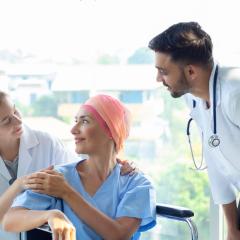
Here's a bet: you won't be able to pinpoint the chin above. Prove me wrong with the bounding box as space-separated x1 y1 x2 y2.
171 91 185 98
75 147 87 155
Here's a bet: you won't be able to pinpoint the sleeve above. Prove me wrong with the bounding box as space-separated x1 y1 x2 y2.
116 174 156 232
224 90 240 127
12 190 62 211
207 162 236 204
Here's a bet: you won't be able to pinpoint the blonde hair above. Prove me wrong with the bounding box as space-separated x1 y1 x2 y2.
0 91 9 105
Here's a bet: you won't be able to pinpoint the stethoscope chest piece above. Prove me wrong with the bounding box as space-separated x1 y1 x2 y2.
208 134 220 147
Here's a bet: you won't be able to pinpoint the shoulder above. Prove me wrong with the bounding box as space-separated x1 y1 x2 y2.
118 165 155 191
220 67 240 123
54 159 84 176
23 124 62 145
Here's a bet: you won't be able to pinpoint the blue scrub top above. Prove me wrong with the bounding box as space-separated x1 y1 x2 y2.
13 160 156 239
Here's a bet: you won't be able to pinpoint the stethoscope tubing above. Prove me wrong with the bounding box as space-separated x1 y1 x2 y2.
187 64 219 170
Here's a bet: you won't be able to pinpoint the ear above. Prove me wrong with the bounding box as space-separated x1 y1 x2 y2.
184 64 197 81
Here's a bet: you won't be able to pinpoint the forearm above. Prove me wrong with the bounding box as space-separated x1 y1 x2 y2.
222 200 239 232
3 208 49 232
64 187 132 240
0 179 23 222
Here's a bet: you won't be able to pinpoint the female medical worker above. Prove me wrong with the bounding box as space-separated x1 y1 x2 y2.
0 90 75 240
3 94 156 240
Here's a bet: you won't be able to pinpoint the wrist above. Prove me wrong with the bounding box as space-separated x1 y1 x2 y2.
47 209 61 221
62 185 75 202
13 178 24 193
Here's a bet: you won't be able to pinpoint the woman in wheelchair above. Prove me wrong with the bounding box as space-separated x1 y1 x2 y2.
3 94 156 240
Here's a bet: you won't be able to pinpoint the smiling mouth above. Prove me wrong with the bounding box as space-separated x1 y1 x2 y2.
75 138 85 144
14 127 22 134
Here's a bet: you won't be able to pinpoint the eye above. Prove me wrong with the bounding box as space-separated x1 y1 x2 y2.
3 117 11 125
82 119 89 124
159 69 167 75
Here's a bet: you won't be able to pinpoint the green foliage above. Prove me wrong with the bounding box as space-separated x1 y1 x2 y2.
32 95 58 117
127 47 154 64
153 163 210 239
97 54 120 64
15 101 33 117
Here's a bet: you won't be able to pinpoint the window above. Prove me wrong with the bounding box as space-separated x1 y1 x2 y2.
1 0 240 239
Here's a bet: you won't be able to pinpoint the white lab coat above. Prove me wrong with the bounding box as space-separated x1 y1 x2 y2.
0 125 76 240
185 63 240 204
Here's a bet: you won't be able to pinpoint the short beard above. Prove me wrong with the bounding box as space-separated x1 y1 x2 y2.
170 70 189 98
171 91 185 98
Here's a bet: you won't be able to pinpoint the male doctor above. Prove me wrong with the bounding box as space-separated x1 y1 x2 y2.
148 22 240 240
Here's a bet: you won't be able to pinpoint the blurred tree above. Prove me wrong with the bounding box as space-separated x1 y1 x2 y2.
127 47 154 64
15 101 33 117
153 163 210 239
32 95 58 117
97 54 120 64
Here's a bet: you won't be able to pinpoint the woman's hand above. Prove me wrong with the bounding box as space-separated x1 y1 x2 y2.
13 175 29 192
117 158 139 176
47 210 76 240
24 167 71 198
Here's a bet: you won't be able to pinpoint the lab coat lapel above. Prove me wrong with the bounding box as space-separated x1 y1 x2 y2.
0 155 11 182
209 64 222 132
17 125 39 177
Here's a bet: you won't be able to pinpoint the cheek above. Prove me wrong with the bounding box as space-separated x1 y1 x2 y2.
0 127 12 137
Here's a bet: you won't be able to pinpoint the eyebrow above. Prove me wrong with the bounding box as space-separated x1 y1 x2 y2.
0 105 16 122
75 115 91 120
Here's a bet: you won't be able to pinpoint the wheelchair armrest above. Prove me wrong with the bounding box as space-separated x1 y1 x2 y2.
156 203 194 219
156 203 198 240
24 224 52 240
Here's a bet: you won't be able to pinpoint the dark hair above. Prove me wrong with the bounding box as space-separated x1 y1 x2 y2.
148 22 213 66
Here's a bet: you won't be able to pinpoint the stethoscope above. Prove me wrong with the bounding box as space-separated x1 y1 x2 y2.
186 65 220 170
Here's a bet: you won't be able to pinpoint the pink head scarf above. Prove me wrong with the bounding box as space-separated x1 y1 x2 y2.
81 94 131 153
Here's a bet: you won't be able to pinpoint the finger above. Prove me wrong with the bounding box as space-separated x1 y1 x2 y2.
25 177 45 184
61 228 66 240
120 166 129 175
52 230 59 240
31 189 46 194
25 183 45 190
129 168 137 176
116 158 126 164
63 228 71 240
129 161 135 167
41 170 62 176
27 172 47 179
71 228 76 240
39 165 54 172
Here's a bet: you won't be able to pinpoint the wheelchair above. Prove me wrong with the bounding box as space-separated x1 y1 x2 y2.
23 203 198 240
156 203 198 240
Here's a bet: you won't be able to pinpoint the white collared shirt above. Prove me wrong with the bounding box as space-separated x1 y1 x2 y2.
185 63 240 204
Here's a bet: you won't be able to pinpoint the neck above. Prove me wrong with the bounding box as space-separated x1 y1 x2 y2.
0 138 20 161
84 151 117 181
191 64 213 103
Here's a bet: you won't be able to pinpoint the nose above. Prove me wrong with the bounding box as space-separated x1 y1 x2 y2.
12 114 22 125
71 123 79 135
156 73 163 83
